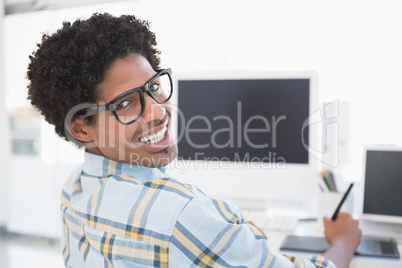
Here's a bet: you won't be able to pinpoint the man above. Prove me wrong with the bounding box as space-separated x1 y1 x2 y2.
27 13 361 267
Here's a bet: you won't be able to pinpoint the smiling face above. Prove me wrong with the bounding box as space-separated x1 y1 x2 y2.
72 53 178 167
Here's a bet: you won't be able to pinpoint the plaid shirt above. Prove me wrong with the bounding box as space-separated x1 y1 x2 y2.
60 152 336 268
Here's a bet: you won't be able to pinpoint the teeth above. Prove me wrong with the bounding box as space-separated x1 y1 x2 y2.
139 127 166 144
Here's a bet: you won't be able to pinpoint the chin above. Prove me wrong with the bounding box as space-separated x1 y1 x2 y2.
127 145 178 168
154 145 178 167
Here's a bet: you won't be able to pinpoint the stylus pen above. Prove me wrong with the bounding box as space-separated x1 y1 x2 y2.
331 182 354 221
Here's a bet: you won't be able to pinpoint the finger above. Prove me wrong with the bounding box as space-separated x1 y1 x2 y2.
338 212 352 219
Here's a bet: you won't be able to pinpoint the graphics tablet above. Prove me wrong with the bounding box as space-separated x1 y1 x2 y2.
280 235 400 259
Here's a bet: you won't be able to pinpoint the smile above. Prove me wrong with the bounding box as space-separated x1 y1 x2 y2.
138 126 167 144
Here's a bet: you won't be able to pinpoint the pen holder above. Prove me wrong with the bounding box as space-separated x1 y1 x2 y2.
318 192 344 222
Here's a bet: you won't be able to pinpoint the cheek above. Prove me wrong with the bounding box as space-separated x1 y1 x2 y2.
115 121 142 145
164 104 172 116
97 113 146 147
94 114 124 145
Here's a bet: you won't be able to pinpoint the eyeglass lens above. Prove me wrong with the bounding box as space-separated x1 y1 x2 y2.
149 72 172 103
113 72 172 124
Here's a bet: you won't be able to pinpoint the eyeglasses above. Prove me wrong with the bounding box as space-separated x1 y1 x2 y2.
81 68 173 125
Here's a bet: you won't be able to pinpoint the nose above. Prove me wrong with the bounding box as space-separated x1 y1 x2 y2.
141 93 166 123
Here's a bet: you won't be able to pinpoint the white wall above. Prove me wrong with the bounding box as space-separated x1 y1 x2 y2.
0 0 10 225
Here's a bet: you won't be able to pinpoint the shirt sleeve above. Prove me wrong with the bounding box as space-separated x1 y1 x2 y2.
169 196 336 268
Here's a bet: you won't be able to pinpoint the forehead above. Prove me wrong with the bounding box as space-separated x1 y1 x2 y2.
95 53 155 103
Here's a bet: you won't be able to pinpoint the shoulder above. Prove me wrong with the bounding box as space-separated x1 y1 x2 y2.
177 194 244 225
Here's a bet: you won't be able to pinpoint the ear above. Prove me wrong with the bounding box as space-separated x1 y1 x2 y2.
68 117 95 144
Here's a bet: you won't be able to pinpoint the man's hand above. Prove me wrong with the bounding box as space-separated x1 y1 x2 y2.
322 212 362 268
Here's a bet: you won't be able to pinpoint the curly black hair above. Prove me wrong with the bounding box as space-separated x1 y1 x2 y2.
27 13 161 147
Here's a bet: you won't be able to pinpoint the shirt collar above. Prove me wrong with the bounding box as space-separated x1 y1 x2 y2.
83 151 167 182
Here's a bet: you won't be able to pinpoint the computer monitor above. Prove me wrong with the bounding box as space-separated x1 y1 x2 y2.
359 146 402 224
166 71 320 206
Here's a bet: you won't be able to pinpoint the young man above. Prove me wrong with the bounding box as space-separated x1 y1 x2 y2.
27 13 361 268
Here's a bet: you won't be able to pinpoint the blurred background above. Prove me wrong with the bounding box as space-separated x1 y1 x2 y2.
1 0 402 267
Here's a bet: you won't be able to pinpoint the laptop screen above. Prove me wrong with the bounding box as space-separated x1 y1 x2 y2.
363 149 402 218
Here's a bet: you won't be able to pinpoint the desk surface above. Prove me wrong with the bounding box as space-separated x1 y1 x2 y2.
266 221 402 268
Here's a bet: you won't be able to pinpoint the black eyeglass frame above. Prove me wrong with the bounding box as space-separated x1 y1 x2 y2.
80 68 173 125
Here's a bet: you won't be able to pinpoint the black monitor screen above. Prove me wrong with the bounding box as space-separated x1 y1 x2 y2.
363 150 402 217
177 79 310 163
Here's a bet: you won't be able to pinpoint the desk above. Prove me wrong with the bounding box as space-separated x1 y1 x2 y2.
265 221 402 268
